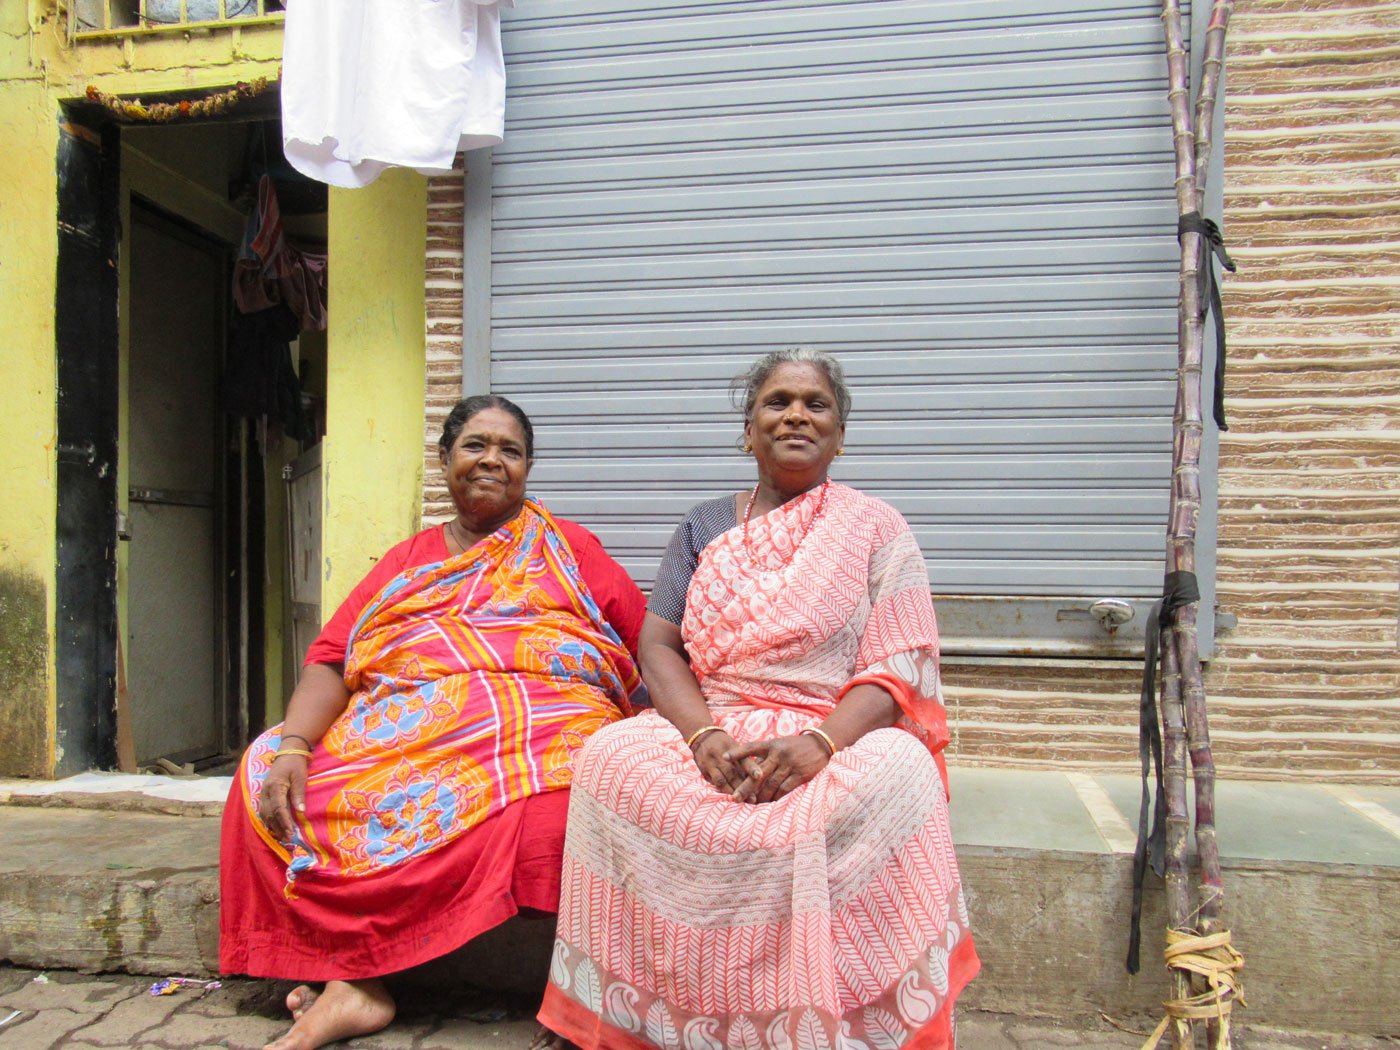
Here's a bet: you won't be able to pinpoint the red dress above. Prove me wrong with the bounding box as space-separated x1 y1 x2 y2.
220 517 645 981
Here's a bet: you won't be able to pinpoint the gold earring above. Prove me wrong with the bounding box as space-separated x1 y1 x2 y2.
836 447 845 456
742 442 753 453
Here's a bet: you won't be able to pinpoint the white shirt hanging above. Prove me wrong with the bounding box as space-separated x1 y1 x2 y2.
281 0 513 188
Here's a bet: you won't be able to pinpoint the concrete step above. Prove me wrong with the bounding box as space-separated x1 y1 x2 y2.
1 769 1397 1038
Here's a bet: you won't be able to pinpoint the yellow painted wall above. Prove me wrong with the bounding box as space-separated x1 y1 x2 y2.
0 75 60 777
0 3 428 766
0 3 283 775
322 173 429 613
15 4 284 98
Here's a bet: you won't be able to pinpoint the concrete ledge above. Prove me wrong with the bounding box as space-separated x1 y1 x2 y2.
0 807 220 976
2 770 1398 1038
958 846 1400 1035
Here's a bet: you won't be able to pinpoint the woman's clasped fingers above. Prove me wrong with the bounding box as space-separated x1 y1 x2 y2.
738 735 831 802
771 772 807 801
754 754 790 803
730 756 770 803
693 732 746 794
726 741 782 803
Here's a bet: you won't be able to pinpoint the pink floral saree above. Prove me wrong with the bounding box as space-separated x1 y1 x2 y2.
540 483 978 1050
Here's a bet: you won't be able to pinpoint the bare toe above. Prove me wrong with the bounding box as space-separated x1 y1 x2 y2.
286 984 318 1021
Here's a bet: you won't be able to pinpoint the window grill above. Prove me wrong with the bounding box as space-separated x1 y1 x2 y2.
71 0 284 40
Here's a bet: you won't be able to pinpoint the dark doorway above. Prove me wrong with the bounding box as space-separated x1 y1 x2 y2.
125 202 230 765
54 97 327 774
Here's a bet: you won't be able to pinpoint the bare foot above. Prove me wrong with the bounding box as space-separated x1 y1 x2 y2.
528 1023 582 1050
263 978 395 1050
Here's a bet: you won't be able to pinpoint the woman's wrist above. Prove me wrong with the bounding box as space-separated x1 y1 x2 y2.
685 724 723 750
802 726 839 757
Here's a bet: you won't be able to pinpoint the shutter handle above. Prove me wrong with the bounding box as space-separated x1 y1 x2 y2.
1089 598 1134 634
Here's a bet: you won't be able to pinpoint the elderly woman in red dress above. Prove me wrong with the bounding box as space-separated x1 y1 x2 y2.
220 395 646 1050
537 349 979 1050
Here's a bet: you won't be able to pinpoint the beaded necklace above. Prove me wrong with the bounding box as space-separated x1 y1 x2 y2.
741 478 831 568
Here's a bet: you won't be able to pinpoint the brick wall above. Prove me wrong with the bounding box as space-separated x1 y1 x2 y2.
1204 0 1400 778
423 168 463 522
421 0 1400 781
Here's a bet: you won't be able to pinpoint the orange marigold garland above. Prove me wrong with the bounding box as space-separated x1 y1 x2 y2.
84 75 275 123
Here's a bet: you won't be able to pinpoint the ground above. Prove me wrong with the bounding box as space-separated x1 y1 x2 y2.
0 966 1392 1050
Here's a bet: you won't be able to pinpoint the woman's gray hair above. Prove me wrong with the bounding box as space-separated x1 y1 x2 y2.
730 347 853 425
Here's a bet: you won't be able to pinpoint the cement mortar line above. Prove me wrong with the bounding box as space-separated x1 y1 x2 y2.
1229 280 1400 291
1216 582 1399 594
1234 1 1400 15
1229 175 1400 187
1232 87 1400 103
1232 25 1400 43
1231 31 1400 48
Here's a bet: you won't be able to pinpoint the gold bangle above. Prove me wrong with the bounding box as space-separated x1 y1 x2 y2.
685 725 722 750
803 727 838 756
274 747 313 759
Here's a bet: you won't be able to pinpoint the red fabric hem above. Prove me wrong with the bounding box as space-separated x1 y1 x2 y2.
905 937 982 1050
540 983 651 1050
221 890 525 982
538 936 982 1050
219 786 569 982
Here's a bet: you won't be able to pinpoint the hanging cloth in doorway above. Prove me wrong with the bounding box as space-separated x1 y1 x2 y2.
280 0 514 188
233 174 328 333
224 304 314 445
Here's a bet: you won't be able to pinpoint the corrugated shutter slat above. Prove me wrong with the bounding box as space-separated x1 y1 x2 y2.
480 0 1202 652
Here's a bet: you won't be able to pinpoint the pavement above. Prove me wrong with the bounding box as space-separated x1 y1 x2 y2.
2 768 1400 1044
2 965 1395 1050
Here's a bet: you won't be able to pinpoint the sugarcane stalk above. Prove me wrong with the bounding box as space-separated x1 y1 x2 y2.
1158 631 1194 1049
1192 2 1235 211
1181 8 1236 1046
1157 2 1239 1046
1159 4 1201 1044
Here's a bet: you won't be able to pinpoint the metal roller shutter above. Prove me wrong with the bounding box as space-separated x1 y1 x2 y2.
465 0 1220 656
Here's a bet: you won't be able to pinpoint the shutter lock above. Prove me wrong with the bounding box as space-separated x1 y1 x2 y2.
1089 598 1134 634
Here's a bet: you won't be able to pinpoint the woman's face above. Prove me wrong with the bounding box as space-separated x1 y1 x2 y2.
744 362 845 487
440 407 532 525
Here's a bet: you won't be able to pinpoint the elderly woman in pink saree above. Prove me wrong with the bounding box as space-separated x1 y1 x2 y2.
537 349 978 1050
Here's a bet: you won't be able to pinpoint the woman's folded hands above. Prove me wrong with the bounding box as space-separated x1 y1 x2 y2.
723 734 832 804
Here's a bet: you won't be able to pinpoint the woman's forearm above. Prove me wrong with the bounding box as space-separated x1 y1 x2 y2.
640 642 716 739
639 614 750 794
278 662 353 748
637 613 717 740
817 682 901 751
